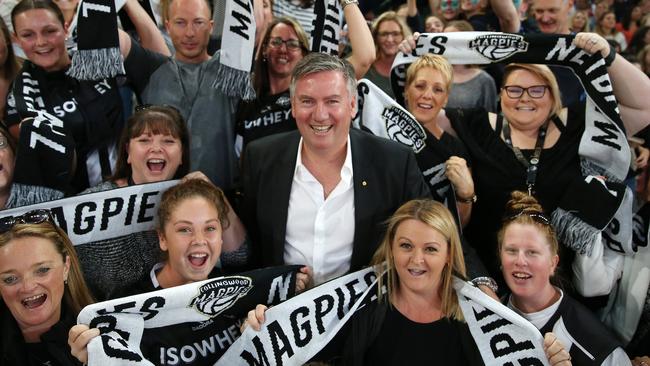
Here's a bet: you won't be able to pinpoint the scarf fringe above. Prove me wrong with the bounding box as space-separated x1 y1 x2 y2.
551 207 600 255
212 63 256 101
580 158 621 183
67 47 125 80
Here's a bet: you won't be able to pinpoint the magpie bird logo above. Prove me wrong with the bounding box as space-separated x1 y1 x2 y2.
190 276 252 317
469 34 528 62
382 106 427 153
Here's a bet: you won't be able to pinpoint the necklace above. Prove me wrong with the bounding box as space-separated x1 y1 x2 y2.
501 116 551 196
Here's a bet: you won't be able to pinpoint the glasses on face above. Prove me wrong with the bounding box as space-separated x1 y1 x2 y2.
267 37 302 51
504 210 551 226
502 85 549 99
0 209 53 233
378 31 403 39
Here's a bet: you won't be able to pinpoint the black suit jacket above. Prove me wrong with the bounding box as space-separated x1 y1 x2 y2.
242 128 431 271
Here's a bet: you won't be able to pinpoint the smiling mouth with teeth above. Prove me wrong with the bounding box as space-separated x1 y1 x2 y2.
512 272 531 280
147 159 166 172
22 294 47 309
408 269 426 276
188 253 208 267
311 125 332 134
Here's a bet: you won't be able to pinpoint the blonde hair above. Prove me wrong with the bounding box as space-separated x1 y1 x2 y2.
0 222 94 314
405 53 454 93
502 63 563 117
570 10 590 33
371 200 467 321
371 11 412 58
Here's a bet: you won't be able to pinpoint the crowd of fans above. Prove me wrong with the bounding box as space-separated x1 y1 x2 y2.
0 0 650 365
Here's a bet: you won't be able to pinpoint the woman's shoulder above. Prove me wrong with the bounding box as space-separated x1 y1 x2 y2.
444 107 495 140
78 181 120 195
5 183 64 209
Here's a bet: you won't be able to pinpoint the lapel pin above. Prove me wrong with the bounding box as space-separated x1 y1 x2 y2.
362 180 367 187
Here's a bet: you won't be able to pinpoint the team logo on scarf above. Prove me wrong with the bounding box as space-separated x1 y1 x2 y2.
468 34 528 61
382 106 427 153
190 276 252 317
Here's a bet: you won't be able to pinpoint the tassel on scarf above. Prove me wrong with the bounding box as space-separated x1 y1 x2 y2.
212 64 256 101
215 0 256 100
552 207 600 255
66 0 123 80
67 48 124 80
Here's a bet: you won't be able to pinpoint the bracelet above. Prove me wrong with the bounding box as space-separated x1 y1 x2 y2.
340 0 359 9
471 276 498 293
604 43 616 67
456 193 477 204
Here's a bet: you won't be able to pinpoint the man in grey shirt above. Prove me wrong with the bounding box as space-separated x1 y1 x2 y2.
124 0 241 190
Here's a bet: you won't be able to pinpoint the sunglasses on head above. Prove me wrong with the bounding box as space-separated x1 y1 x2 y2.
0 209 54 233
505 210 550 226
135 104 181 115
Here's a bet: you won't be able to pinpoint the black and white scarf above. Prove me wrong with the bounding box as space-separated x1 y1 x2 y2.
214 0 256 100
11 61 121 190
218 267 549 365
0 180 176 244
79 266 300 366
118 0 161 34
354 79 462 226
311 0 342 55
67 0 124 80
387 32 633 256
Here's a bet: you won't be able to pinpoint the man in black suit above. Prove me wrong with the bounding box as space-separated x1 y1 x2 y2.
241 53 431 285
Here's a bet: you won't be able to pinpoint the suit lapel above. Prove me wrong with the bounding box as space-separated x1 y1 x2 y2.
350 129 375 269
269 132 300 264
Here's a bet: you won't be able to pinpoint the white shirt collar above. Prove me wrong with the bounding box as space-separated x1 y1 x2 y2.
294 135 353 185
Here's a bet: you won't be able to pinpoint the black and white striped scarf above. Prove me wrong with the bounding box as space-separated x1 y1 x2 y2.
386 32 633 256
67 0 124 80
218 267 549 365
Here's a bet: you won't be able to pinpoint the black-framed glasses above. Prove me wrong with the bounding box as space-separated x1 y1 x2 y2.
502 85 549 99
378 31 403 39
0 209 53 233
267 37 302 51
504 210 551 226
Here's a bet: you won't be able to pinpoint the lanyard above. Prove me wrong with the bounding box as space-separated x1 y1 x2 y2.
502 116 551 196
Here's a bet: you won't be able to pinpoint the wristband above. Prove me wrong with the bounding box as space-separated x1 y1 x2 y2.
604 43 616 67
456 193 477 204
471 276 498 293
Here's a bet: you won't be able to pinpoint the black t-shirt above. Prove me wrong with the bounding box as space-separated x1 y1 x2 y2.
364 307 481 366
418 129 471 203
447 107 584 288
236 90 296 149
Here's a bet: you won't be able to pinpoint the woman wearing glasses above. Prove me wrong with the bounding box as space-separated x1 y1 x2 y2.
235 4 374 151
498 191 631 366
0 209 94 365
363 11 411 99
398 32 650 292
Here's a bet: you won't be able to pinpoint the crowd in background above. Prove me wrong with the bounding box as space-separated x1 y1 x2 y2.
0 0 650 365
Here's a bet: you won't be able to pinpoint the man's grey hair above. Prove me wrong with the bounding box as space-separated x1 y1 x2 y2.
290 53 357 100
